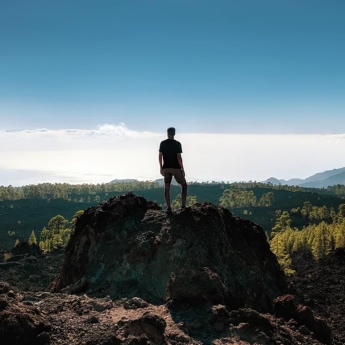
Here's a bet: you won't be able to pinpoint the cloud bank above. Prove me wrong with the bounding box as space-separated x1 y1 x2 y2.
1 124 345 186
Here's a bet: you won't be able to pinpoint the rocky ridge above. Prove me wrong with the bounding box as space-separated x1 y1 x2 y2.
49 193 286 312
0 193 339 344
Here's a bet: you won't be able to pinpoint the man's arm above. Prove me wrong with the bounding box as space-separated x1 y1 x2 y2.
159 152 164 176
177 153 185 176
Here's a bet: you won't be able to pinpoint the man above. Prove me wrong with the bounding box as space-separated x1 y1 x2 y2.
159 127 187 212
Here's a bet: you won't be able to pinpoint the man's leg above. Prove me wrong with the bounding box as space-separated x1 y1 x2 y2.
164 183 171 209
181 182 187 207
172 168 188 208
163 170 173 210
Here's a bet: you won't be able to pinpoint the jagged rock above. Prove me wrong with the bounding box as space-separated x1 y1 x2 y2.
119 313 167 343
0 282 10 294
290 248 345 343
228 307 325 344
274 294 331 344
49 193 287 312
166 267 228 305
124 297 149 310
0 287 50 345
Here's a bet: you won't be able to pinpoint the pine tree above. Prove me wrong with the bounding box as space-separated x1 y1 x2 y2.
172 194 182 209
28 230 37 245
40 226 51 241
270 232 294 275
48 215 68 234
271 211 291 236
258 192 275 207
334 221 345 249
52 234 63 248
311 222 331 259
219 189 257 208
172 194 197 209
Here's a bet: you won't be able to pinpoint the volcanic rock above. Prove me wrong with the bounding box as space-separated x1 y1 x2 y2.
0 193 340 344
289 248 345 343
0 282 50 345
0 247 64 292
49 193 287 312
0 282 327 345
274 294 331 344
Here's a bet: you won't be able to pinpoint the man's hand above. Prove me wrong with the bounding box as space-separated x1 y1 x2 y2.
181 169 185 177
160 168 164 176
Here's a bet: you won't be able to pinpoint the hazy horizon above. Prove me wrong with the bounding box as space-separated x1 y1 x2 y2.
1 123 345 187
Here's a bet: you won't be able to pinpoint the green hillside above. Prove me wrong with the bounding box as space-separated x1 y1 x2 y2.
1 182 344 250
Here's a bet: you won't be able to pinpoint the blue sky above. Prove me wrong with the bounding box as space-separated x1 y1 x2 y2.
1 1 345 185
1 0 345 133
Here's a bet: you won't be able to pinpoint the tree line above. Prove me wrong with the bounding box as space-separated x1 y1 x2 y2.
0 181 160 201
4 182 345 275
1 180 343 202
219 189 275 208
269 203 345 274
217 188 345 274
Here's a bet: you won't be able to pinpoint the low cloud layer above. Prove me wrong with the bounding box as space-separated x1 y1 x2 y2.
1 124 345 186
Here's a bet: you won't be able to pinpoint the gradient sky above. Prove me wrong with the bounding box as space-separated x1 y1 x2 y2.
1 1 345 185
2 0 345 133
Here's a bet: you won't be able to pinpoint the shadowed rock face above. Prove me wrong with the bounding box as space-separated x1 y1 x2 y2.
49 193 287 312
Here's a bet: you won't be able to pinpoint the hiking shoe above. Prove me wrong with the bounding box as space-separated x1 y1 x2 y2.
166 207 173 214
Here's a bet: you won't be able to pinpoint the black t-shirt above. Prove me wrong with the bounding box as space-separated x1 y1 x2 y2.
159 139 182 169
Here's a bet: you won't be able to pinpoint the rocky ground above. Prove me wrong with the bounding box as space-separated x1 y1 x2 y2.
0 244 64 292
1 244 340 344
0 280 331 345
290 248 345 344
1 194 344 344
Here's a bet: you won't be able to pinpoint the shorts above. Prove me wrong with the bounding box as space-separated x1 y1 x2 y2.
163 168 186 185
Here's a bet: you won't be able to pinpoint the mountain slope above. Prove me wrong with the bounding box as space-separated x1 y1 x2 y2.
303 167 345 184
300 171 345 188
264 167 345 187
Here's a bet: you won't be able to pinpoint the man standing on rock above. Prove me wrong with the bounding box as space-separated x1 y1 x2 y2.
159 127 187 213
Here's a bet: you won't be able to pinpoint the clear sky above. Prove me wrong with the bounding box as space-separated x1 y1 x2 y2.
1 1 345 186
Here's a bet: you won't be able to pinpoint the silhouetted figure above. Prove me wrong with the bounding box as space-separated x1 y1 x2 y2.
159 127 187 212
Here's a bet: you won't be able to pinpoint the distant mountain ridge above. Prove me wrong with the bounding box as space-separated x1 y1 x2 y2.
110 179 138 183
264 167 345 188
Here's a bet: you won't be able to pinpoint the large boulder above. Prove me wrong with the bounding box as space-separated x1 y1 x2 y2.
49 193 287 312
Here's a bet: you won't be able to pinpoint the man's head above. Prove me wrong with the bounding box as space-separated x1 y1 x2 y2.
167 127 175 137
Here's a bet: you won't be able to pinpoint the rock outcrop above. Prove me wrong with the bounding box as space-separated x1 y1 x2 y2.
49 193 286 312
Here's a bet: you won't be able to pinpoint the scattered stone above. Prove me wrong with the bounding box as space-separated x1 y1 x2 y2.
124 297 149 309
